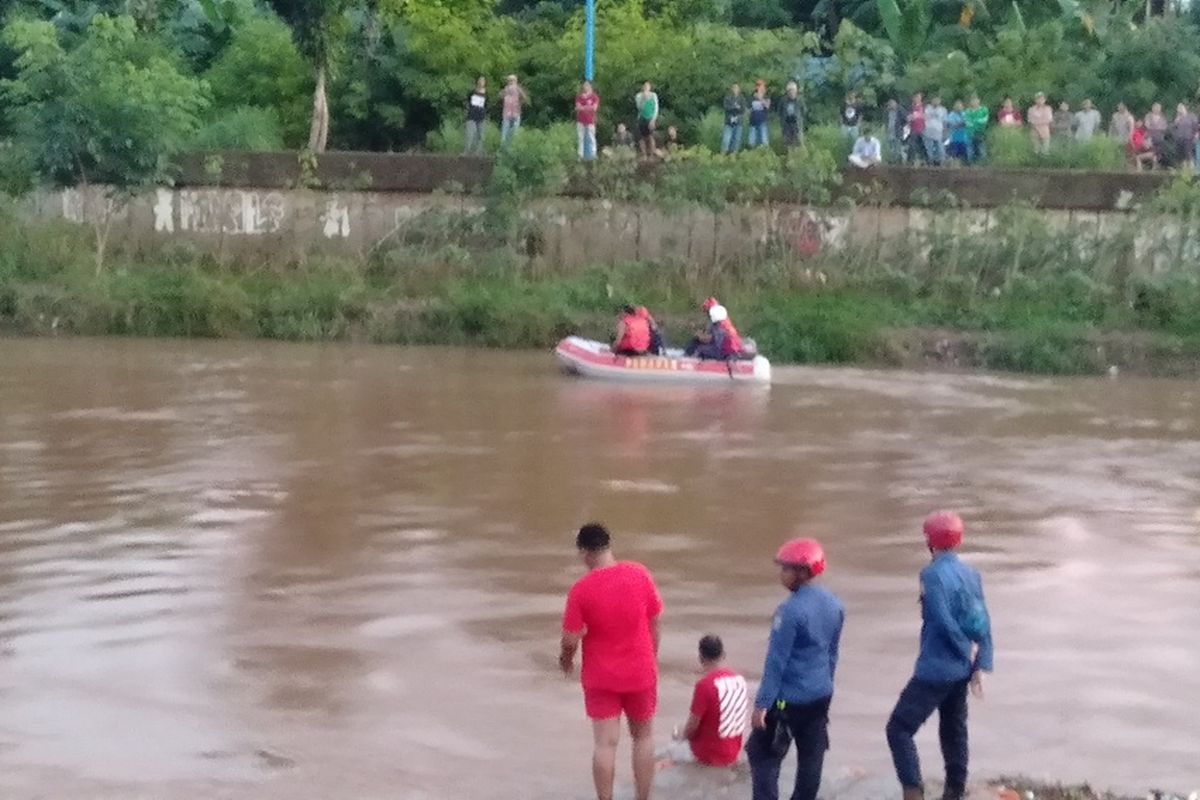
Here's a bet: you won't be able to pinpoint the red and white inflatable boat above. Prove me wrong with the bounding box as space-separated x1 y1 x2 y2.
554 336 772 385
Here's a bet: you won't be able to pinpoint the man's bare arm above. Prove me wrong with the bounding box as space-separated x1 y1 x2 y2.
650 616 660 656
560 631 582 674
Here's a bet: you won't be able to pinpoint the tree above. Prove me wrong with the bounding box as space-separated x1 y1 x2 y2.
204 14 313 146
1 14 208 272
266 0 358 152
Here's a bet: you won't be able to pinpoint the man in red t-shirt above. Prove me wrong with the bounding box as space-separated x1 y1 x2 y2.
561 523 662 800
666 635 749 767
575 80 601 162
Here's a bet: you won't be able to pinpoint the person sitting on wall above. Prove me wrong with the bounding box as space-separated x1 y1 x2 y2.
1131 119 1157 171
848 128 882 169
613 304 652 356
685 298 743 360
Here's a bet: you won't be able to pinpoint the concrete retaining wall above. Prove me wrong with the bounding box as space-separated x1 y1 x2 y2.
36 184 1198 275
175 151 1176 211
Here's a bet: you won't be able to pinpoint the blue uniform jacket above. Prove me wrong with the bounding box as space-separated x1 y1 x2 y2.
755 583 845 708
914 552 994 683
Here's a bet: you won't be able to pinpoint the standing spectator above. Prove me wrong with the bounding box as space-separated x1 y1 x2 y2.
885 98 906 163
748 80 772 149
1074 99 1102 142
1109 102 1135 149
561 523 662 800
721 83 745 154
924 95 947 166
780 82 805 148
500 74 528 145
1052 100 1073 143
841 91 862 139
964 95 989 163
1144 102 1168 158
575 80 600 162
1028 92 1052 154
886 512 994 800
1171 103 1197 169
946 101 970 163
848 128 882 168
464 76 487 155
634 81 660 158
1131 118 1157 170
747 538 845 800
907 93 927 164
997 97 1023 128
664 635 750 768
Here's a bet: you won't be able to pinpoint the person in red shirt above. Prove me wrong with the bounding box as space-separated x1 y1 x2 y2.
668 635 749 767
576 80 601 162
561 523 663 800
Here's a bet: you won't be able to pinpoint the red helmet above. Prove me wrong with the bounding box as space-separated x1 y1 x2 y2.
701 297 719 311
775 538 826 577
923 511 964 549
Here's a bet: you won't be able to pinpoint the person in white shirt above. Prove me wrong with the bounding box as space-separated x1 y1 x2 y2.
849 129 882 168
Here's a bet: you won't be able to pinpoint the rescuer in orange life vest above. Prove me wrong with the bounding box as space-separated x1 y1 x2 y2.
684 297 743 360
614 305 652 356
636 306 667 355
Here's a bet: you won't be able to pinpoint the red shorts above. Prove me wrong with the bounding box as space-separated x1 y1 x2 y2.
583 685 657 722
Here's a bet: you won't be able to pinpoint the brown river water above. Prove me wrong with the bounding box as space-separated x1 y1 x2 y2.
0 337 1198 800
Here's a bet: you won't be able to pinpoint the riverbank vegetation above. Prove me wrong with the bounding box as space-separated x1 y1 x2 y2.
3 0 1200 162
4 174 1200 376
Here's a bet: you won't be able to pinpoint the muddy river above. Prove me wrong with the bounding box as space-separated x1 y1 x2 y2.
0 338 1197 799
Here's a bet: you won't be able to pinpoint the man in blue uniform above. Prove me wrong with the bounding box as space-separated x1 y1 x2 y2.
886 511 994 800
747 537 845 800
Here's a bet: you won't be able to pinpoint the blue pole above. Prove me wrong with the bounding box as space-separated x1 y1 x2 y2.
584 0 595 82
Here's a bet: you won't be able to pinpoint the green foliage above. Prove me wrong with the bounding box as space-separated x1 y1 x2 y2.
876 0 931 62
489 125 574 199
805 124 853 166
1087 19 1200 113
1 14 208 188
426 116 502 154
0 143 36 196
985 126 1125 169
203 14 313 147
985 126 1035 167
799 21 899 120
190 106 285 151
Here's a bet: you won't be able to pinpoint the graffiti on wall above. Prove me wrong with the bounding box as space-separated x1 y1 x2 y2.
173 190 288 235
777 208 848 257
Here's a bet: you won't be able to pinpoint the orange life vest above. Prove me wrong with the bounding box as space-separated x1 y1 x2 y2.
717 319 743 357
617 313 651 354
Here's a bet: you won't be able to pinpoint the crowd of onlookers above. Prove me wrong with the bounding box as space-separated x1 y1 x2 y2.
463 74 1200 171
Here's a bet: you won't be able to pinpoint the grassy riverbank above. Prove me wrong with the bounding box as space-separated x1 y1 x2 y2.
4 210 1200 376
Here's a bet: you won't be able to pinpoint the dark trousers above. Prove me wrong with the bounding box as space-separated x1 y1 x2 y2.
684 338 723 359
783 118 800 147
906 134 927 164
746 696 831 800
886 678 970 796
649 328 665 355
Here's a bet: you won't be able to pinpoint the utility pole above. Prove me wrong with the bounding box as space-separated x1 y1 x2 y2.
585 0 595 81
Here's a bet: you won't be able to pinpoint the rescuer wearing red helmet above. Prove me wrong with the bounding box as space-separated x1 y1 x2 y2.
685 297 744 360
746 538 845 800
886 511 994 800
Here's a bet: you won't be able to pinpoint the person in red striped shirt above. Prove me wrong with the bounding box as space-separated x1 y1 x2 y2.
666 635 750 767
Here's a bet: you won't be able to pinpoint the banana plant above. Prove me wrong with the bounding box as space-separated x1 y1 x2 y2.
1056 0 1138 40
875 0 932 62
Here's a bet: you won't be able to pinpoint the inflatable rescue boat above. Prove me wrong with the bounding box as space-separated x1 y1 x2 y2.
554 336 771 385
